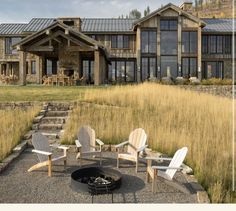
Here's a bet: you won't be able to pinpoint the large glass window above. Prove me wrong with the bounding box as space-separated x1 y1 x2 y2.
161 56 177 78
108 60 135 83
141 57 157 81
141 30 157 54
224 35 231 54
182 32 197 53
160 19 177 30
5 37 21 54
182 58 197 77
82 60 94 84
205 61 224 79
161 31 178 55
111 35 129 49
46 60 52 75
209 36 217 53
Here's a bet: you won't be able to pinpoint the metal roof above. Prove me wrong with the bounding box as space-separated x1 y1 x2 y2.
202 18 235 32
0 23 27 35
23 18 56 32
81 18 136 32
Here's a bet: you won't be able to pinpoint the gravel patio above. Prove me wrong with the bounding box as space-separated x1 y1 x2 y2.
0 148 199 203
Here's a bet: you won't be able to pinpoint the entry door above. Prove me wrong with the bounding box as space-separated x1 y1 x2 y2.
82 60 94 84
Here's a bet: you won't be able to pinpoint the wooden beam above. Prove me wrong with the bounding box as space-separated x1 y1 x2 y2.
26 46 54 52
65 29 69 35
46 29 51 35
65 46 94 52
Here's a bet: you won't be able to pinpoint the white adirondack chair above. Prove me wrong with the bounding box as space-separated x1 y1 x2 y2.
115 128 148 172
75 125 104 166
28 132 69 177
146 147 188 193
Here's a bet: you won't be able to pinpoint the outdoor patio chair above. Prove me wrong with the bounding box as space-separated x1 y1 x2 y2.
146 147 188 193
115 128 148 172
28 132 69 177
75 125 104 166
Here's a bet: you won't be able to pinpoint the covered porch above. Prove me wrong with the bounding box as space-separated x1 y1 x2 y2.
15 21 109 85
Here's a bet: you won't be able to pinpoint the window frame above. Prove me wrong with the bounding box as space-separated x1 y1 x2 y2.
31 61 36 75
111 35 130 49
181 57 197 78
141 29 157 54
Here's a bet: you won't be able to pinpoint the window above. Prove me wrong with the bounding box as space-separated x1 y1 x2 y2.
209 36 217 53
5 37 21 54
182 32 197 53
111 35 129 49
31 61 36 74
204 61 224 79
141 57 157 81
141 30 157 54
224 35 231 54
182 58 197 77
26 62 29 75
63 20 74 26
108 60 135 83
216 36 223 53
46 59 52 75
161 56 177 78
82 60 94 84
202 35 208 54
160 19 177 30
161 31 178 55
90 35 97 40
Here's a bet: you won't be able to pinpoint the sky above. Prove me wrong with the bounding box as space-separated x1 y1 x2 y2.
0 0 182 23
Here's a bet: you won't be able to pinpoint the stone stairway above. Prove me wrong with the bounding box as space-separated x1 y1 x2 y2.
25 102 73 145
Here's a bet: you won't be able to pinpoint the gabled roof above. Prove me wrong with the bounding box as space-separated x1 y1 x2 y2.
23 18 56 32
81 18 136 32
133 3 206 30
14 21 109 60
0 23 27 35
202 18 235 33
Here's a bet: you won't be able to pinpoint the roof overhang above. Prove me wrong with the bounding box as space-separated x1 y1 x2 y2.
13 21 110 61
132 3 206 30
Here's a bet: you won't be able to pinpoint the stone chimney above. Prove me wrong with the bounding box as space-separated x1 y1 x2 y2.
179 1 193 12
57 17 82 31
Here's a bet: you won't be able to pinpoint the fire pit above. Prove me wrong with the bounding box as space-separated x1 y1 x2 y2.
71 167 122 197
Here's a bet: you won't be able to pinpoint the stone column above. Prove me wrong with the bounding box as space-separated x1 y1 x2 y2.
36 56 43 84
197 25 202 80
157 16 161 80
0 63 2 75
94 50 101 85
19 51 26 85
177 15 182 77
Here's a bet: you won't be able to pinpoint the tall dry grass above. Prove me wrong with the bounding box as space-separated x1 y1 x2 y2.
62 83 234 202
0 107 40 161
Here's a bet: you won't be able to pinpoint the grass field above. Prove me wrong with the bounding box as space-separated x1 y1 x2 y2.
0 85 100 102
0 106 40 161
62 83 234 203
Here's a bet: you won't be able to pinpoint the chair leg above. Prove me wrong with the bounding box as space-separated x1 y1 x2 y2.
136 159 138 173
117 157 119 168
48 155 52 177
152 169 157 193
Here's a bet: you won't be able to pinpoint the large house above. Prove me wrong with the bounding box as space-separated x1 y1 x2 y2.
0 2 234 85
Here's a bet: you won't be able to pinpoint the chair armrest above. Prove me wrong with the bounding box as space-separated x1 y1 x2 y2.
137 145 148 152
32 149 52 156
58 146 69 150
145 157 172 161
96 139 104 146
115 141 129 148
75 139 82 148
152 166 182 170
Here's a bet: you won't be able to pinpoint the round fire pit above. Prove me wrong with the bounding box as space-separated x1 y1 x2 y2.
71 167 122 195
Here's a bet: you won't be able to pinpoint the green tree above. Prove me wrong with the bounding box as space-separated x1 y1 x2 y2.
129 9 142 19
144 6 150 17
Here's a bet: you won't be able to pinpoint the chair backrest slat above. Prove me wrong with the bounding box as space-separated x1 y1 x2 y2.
78 126 96 152
166 147 188 179
127 128 147 156
32 132 51 162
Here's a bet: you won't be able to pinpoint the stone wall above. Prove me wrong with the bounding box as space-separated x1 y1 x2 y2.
0 102 41 110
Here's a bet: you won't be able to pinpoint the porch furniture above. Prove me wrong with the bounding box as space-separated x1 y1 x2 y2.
57 74 65 86
146 147 188 193
43 75 51 85
28 132 69 177
75 125 104 166
115 128 148 172
51 74 58 86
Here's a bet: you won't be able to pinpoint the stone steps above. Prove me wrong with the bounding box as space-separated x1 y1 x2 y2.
40 116 67 124
38 123 63 130
45 110 69 117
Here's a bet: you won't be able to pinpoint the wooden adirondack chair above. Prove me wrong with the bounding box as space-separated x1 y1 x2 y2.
146 147 188 193
115 128 148 172
75 125 104 166
28 132 69 177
